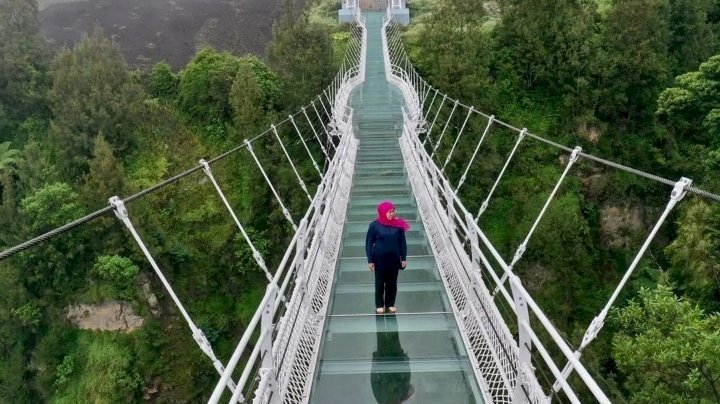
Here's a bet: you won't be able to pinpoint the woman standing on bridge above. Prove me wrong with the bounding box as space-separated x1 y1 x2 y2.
366 201 409 314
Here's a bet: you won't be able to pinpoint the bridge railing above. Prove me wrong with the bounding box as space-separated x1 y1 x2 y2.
0 11 365 404
207 12 366 404
382 11 719 404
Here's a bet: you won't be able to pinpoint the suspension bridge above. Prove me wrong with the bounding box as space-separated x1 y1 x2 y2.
3 3 720 404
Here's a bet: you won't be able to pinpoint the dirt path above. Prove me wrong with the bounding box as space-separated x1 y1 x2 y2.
39 0 284 69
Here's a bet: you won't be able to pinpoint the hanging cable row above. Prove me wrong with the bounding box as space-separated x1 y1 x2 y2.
383 19 720 203
385 14 718 404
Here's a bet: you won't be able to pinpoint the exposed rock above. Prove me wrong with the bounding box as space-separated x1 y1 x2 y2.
38 0 89 11
521 263 551 295
599 205 644 248
143 379 161 400
141 278 160 317
483 1 501 17
40 0 281 69
67 301 144 332
578 121 601 144
581 173 608 200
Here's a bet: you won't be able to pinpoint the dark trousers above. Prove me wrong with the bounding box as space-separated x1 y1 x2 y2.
375 267 399 308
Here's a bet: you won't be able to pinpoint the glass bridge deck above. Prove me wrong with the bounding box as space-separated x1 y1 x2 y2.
308 13 484 403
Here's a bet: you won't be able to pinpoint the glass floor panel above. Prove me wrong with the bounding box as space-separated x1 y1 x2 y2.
336 256 438 284
344 220 423 234
329 281 450 315
311 315 484 403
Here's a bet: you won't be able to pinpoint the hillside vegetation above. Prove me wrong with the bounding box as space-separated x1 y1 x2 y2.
0 0 342 401
402 0 720 401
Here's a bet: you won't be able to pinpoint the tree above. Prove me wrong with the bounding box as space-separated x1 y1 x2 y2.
656 54 720 147
20 182 86 234
18 182 88 295
229 63 267 140
666 201 720 306
91 255 139 300
177 47 243 124
0 0 50 133
239 55 280 112
267 1 334 111
0 141 21 175
494 0 597 107
49 29 143 181
667 0 718 75
597 0 672 128
612 285 720 403
81 135 126 207
409 0 492 108
16 140 59 196
150 61 178 99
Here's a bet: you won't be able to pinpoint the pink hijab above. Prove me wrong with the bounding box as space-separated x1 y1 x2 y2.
377 200 410 232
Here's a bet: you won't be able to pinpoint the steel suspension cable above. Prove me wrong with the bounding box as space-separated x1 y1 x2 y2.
441 105 474 173
455 115 495 194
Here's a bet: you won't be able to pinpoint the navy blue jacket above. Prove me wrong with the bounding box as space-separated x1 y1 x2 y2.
365 220 407 265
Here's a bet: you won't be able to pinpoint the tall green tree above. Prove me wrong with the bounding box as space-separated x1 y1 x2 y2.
149 61 178 100
177 47 243 124
409 0 492 108
229 63 267 139
267 1 334 111
597 0 672 129
0 141 21 175
81 135 126 207
18 182 88 296
494 0 597 107
666 201 720 306
48 29 143 181
0 0 50 137
668 0 717 75
612 285 720 403
656 54 720 147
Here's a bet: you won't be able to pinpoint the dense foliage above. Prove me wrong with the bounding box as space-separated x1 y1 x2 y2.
403 0 720 401
1 0 719 402
0 0 340 401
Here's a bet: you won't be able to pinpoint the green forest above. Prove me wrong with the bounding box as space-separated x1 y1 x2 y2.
0 0 719 402
0 0 342 401
402 0 720 402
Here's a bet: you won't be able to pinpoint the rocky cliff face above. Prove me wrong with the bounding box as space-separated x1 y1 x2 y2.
66 301 144 332
39 0 284 69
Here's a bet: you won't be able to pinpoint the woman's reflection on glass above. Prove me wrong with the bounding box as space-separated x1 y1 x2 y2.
371 316 414 403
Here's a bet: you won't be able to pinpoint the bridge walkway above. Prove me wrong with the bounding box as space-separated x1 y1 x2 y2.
308 12 485 403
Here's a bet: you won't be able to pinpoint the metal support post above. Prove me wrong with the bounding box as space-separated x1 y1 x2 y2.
509 274 532 403
444 179 455 233
260 284 279 402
